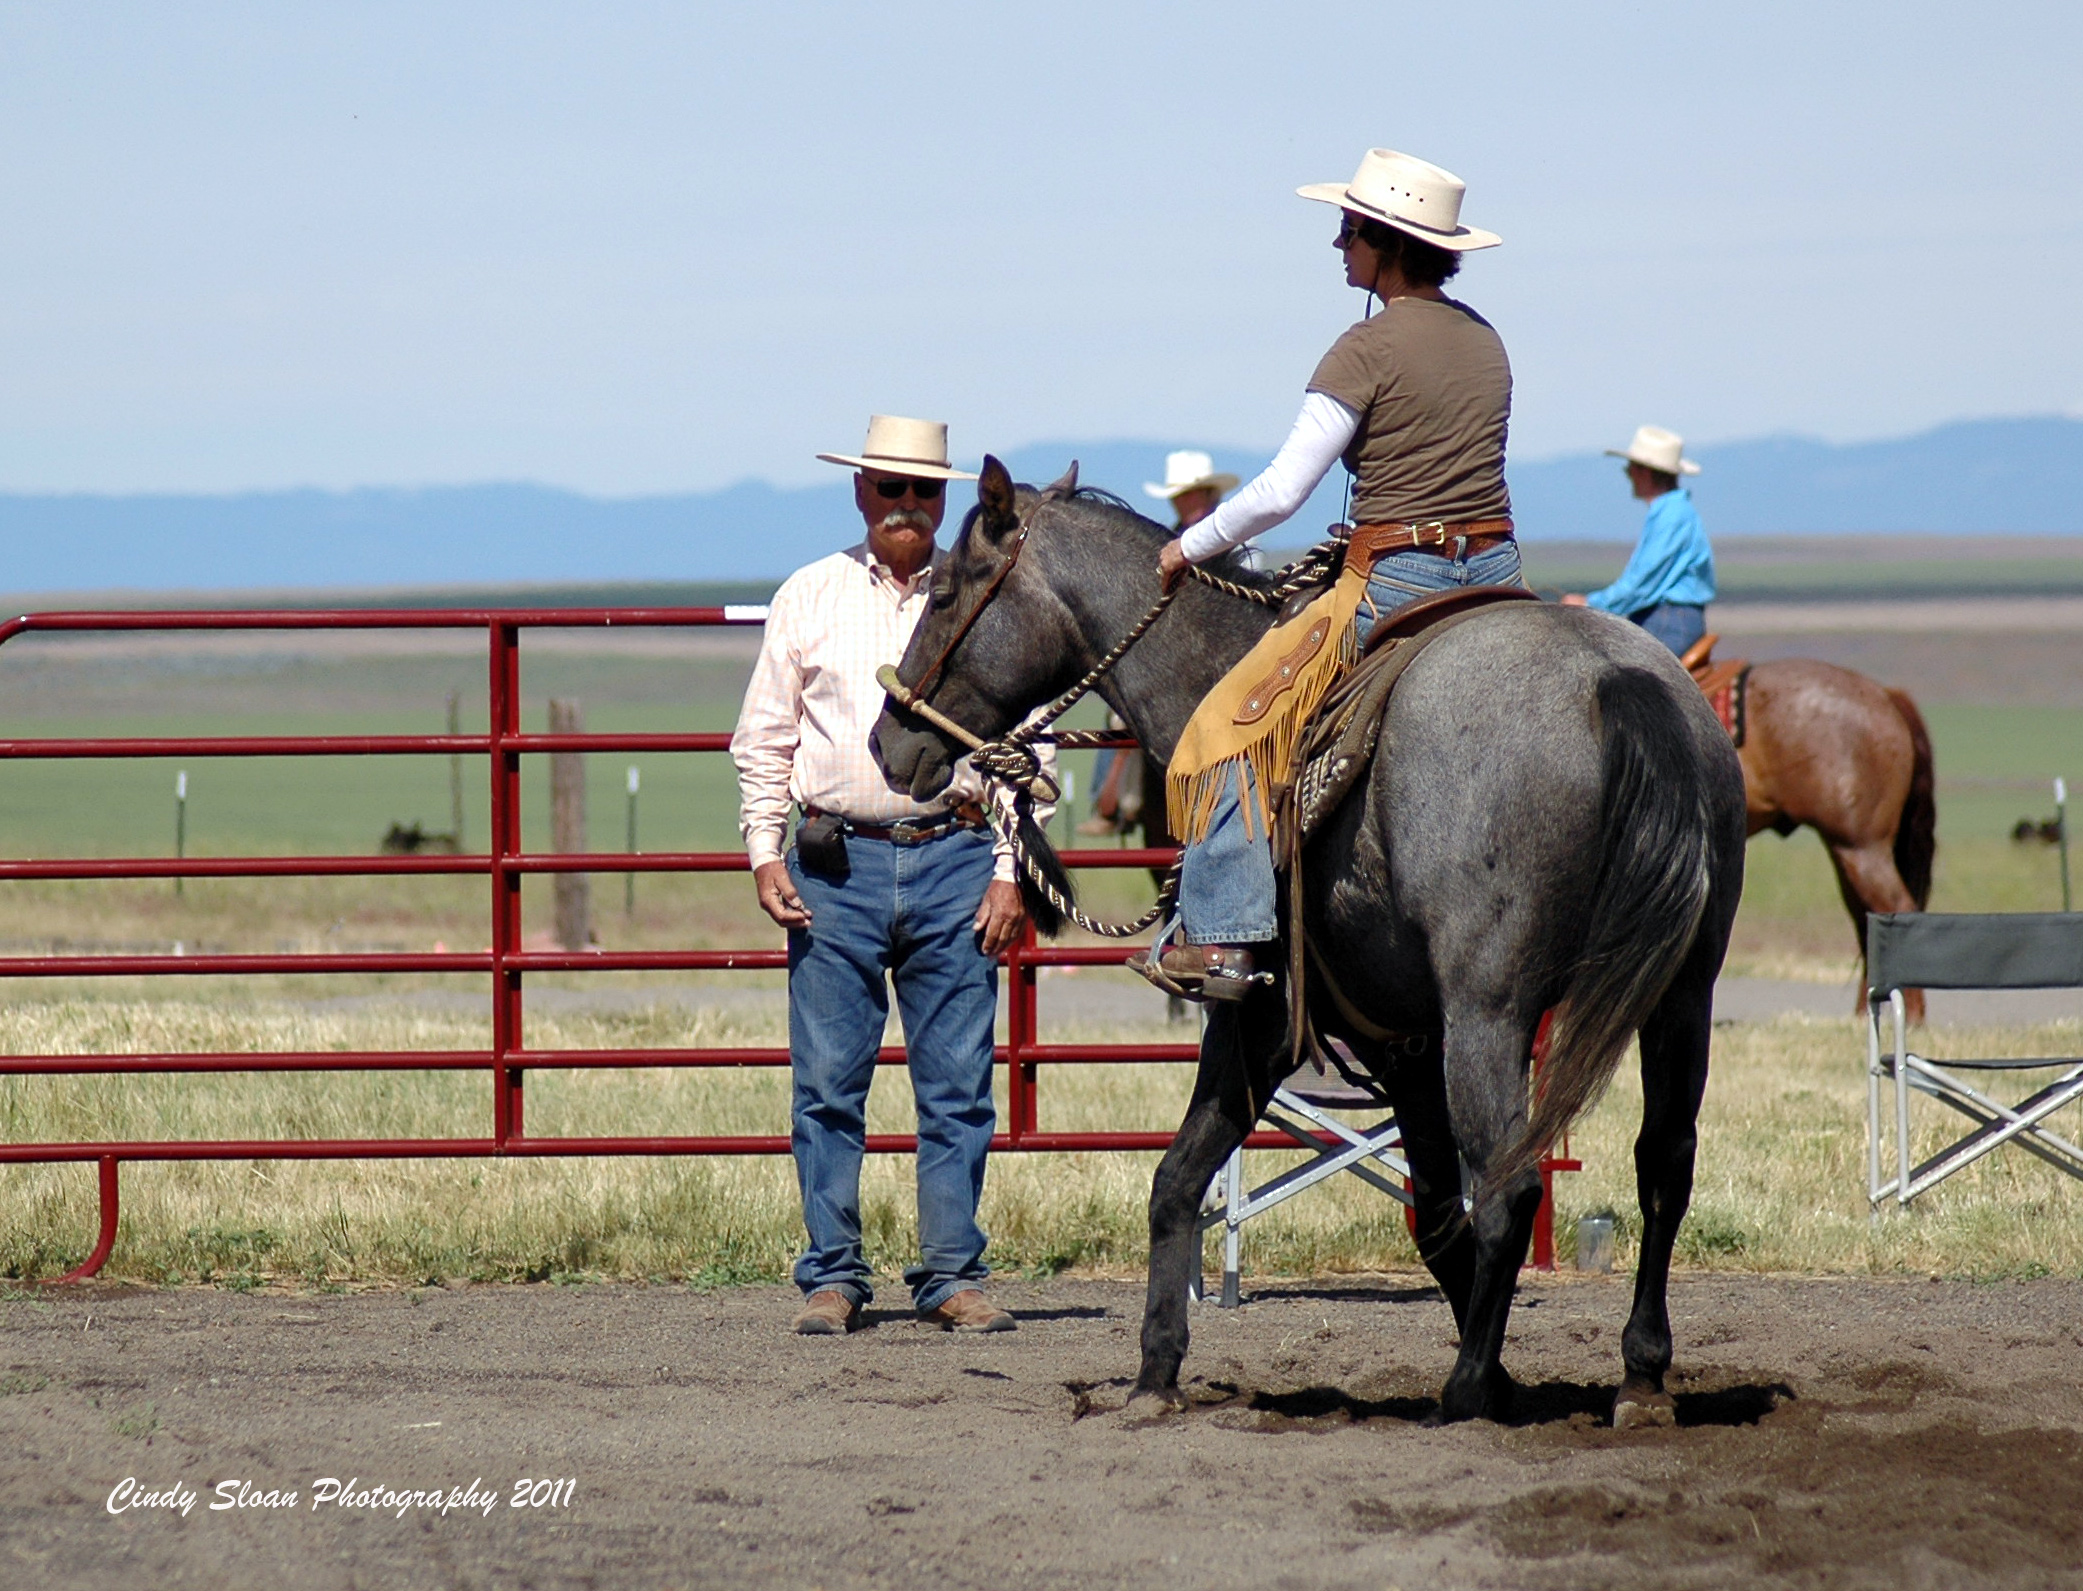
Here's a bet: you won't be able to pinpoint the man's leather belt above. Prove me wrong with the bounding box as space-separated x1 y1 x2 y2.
804 802 987 845
1345 518 1516 567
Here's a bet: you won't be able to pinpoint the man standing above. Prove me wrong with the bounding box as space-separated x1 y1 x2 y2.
731 414 1041 1336
1563 424 1715 655
1142 449 1239 538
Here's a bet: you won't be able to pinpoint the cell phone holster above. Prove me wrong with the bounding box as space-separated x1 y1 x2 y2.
794 811 850 880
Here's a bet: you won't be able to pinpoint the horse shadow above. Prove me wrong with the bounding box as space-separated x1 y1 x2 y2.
851 1303 1112 1331
1244 1283 1445 1307
1245 1377 1793 1429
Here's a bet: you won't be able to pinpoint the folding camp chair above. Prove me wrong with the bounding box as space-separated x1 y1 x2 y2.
1194 1049 1414 1307
1866 912 2083 1207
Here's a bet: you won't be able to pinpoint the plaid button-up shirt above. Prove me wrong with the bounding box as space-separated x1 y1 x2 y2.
730 542 1052 880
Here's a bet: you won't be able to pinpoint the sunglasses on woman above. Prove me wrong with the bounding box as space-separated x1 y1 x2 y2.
872 476 944 500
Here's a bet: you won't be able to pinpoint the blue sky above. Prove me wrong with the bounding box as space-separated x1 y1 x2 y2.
1 2 2077 495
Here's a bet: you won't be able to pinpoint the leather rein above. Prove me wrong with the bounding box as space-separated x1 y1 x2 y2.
875 498 1342 937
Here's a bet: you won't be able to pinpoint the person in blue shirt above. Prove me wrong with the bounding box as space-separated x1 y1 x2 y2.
1563 424 1714 655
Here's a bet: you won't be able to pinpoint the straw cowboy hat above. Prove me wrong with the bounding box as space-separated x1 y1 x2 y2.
816 414 978 481
1605 424 1703 477
1142 450 1240 502
1297 148 1501 252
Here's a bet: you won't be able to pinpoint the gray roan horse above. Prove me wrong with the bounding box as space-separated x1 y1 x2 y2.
870 459 1748 1425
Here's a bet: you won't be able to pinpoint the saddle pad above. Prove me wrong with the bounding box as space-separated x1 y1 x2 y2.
1691 658 1750 746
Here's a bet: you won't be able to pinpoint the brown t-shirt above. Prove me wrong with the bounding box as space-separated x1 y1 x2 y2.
1306 296 1512 526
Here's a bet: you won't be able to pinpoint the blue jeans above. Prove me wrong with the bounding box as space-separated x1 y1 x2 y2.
1179 539 1525 946
1632 601 1706 656
786 826 998 1311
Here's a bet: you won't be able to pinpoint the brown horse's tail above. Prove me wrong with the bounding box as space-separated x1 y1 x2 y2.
1887 688 1936 909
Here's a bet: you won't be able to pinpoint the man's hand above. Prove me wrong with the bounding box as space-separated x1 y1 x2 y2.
1157 538 1191 592
1560 592 1589 607
974 879 1028 956
754 860 813 930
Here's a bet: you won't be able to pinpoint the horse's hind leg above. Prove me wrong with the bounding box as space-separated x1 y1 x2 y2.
1828 840 1926 1022
1435 1010 1545 1424
1131 995 1281 1406
1615 960 1714 1428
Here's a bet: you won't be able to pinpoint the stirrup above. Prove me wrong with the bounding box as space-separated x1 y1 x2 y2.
1130 938 1270 1004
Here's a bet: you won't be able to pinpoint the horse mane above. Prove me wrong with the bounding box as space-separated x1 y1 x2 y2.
1034 484 1284 593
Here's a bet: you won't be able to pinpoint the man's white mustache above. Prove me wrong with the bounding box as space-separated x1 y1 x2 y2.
878 508 934 533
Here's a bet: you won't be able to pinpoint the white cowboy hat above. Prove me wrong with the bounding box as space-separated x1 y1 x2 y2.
1142 449 1240 502
1297 148 1501 252
816 414 978 481
1605 424 1703 477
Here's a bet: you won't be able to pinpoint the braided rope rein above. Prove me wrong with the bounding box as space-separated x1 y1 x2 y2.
971 537 1345 938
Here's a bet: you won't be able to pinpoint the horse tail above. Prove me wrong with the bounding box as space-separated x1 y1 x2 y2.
1886 688 1936 909
1492 666 1715 1195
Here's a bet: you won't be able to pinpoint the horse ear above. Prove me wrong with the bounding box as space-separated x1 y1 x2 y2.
977 456 1018 540
1039 460 1079 502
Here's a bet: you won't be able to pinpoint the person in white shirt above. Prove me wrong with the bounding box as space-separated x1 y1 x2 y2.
731 414 1035 1337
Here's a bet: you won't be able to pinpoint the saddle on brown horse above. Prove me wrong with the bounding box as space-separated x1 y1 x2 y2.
1679 633 1750 746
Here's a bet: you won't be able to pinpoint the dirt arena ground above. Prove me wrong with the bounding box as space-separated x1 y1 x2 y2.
3 1274 2079 1590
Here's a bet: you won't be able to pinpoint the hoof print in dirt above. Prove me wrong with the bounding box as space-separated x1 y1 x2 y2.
1612 1391 1678 1430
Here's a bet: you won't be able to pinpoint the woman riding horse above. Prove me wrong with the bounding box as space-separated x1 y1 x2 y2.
1139 146 1521 1002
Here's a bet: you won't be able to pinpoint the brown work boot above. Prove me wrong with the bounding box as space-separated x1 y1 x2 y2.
1130 940 1263 1003
918 1289 1016 1333
791 1290 859 1335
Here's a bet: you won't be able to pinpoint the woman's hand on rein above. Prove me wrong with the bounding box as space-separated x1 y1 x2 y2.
1158 539 1191 592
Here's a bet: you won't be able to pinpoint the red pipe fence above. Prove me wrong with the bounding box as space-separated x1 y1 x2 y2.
0 606 1571 1284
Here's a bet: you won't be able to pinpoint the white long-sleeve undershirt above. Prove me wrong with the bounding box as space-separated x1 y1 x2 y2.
1178 392 1360 563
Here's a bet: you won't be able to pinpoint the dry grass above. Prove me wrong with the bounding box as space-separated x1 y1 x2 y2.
2 985 2079 1289
1557 1015 2083 1280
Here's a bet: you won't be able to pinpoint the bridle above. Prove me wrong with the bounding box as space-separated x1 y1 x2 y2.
905 519 1033 705
878 494 1344 936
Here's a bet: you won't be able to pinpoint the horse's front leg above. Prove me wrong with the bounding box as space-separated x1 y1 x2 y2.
1132 994 1282 1406
1381 1046 1475 1332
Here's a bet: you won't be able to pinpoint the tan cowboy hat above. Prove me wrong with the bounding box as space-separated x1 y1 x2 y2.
1297 147 1501 252
816 414 978 481
1605 424 1703 477
1142 449 1240 502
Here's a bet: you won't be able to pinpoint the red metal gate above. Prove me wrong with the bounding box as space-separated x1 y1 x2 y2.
0 606 1571 1282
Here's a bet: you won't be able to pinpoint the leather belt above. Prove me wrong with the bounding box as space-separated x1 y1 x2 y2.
1345 518 1516 567
804 802 987 845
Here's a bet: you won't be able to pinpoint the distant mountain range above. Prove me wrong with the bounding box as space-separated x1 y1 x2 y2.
3 416 2078 597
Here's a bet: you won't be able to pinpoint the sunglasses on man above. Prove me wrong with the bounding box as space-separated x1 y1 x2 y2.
872 476 944 500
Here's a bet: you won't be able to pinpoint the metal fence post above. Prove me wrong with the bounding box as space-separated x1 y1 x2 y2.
490 623 524 1146
625 766 639 918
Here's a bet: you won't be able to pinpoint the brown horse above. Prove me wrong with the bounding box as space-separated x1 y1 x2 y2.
1730 658 1936 1015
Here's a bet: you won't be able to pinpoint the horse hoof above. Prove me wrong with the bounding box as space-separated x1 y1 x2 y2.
1128 1381 1189 1410
1434 1367 1515 1425
1125 1384 1189 1415
1612 1389 1676 1429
